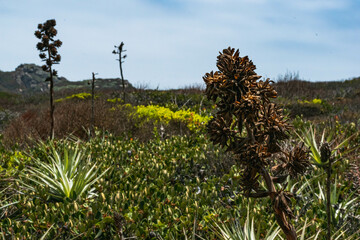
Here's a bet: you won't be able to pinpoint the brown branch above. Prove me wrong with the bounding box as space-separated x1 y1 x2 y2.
245 122 255 143
260 166 297 240
272 175 288 184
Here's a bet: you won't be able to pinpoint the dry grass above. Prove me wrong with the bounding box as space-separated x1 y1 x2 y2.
2 96 192 147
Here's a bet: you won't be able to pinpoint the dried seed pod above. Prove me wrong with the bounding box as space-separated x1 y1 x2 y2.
320 142 331 163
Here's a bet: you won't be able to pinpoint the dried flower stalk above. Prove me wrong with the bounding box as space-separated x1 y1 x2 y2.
204 47 311 240
35 19 62 140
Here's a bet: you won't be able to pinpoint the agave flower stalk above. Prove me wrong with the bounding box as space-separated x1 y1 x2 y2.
89 72 98 138
35 19 62 140
113 42 127 102
203 47 311 240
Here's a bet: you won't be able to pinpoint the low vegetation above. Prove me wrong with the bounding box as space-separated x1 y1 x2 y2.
1 119 359 239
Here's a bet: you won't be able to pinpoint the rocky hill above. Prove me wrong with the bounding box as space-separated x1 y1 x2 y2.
0 64 68 94
0 64 133 94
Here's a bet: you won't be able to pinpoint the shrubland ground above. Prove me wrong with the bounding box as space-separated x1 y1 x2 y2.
0 77 360 239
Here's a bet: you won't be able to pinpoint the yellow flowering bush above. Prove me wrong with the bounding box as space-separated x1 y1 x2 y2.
297 98 322 104
312 98 322 104
55 92 92 102
135 105 173 123
0 150 30 175
107 98 123 103
135 105 211 131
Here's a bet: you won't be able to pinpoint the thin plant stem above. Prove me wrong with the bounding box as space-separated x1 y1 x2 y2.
90 72 96 138
321 142 332 240
47 47 54 140
327 158 332 240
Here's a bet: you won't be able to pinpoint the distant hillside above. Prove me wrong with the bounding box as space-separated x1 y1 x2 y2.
0 64 68 94
274 77 360 100
55 77 133 92
0 64 133 94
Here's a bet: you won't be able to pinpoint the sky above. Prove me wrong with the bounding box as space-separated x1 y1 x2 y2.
0 0 359 89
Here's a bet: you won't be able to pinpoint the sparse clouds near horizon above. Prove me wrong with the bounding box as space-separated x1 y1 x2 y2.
0 0 359 88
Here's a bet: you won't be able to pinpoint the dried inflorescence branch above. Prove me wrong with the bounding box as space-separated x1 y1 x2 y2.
275 143 310 178
203 47 311 240
35 19 62 77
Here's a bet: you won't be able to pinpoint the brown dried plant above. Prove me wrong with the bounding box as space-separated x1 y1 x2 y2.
203 47 311 240
35 19 62 140
113 42 127 102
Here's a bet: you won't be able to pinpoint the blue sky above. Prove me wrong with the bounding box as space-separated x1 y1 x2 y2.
0 0 359 89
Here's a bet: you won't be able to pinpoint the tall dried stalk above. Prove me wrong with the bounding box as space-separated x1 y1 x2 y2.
203 47 311 240
113 42 127 102
35 19 62 140
90 72 97 138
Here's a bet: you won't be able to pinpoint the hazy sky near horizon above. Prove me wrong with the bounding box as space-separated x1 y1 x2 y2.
1 0 359 89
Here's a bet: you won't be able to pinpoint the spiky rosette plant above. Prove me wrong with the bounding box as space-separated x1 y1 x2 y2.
35 19 62 140
203 47 311 240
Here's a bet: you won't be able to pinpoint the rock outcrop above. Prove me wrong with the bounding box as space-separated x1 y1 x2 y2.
0 64 133 94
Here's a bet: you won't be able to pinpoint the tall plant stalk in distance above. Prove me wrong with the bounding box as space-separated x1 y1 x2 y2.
35 19 62 140
89 72 97 138
203 47 311 240
112 42 127 102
